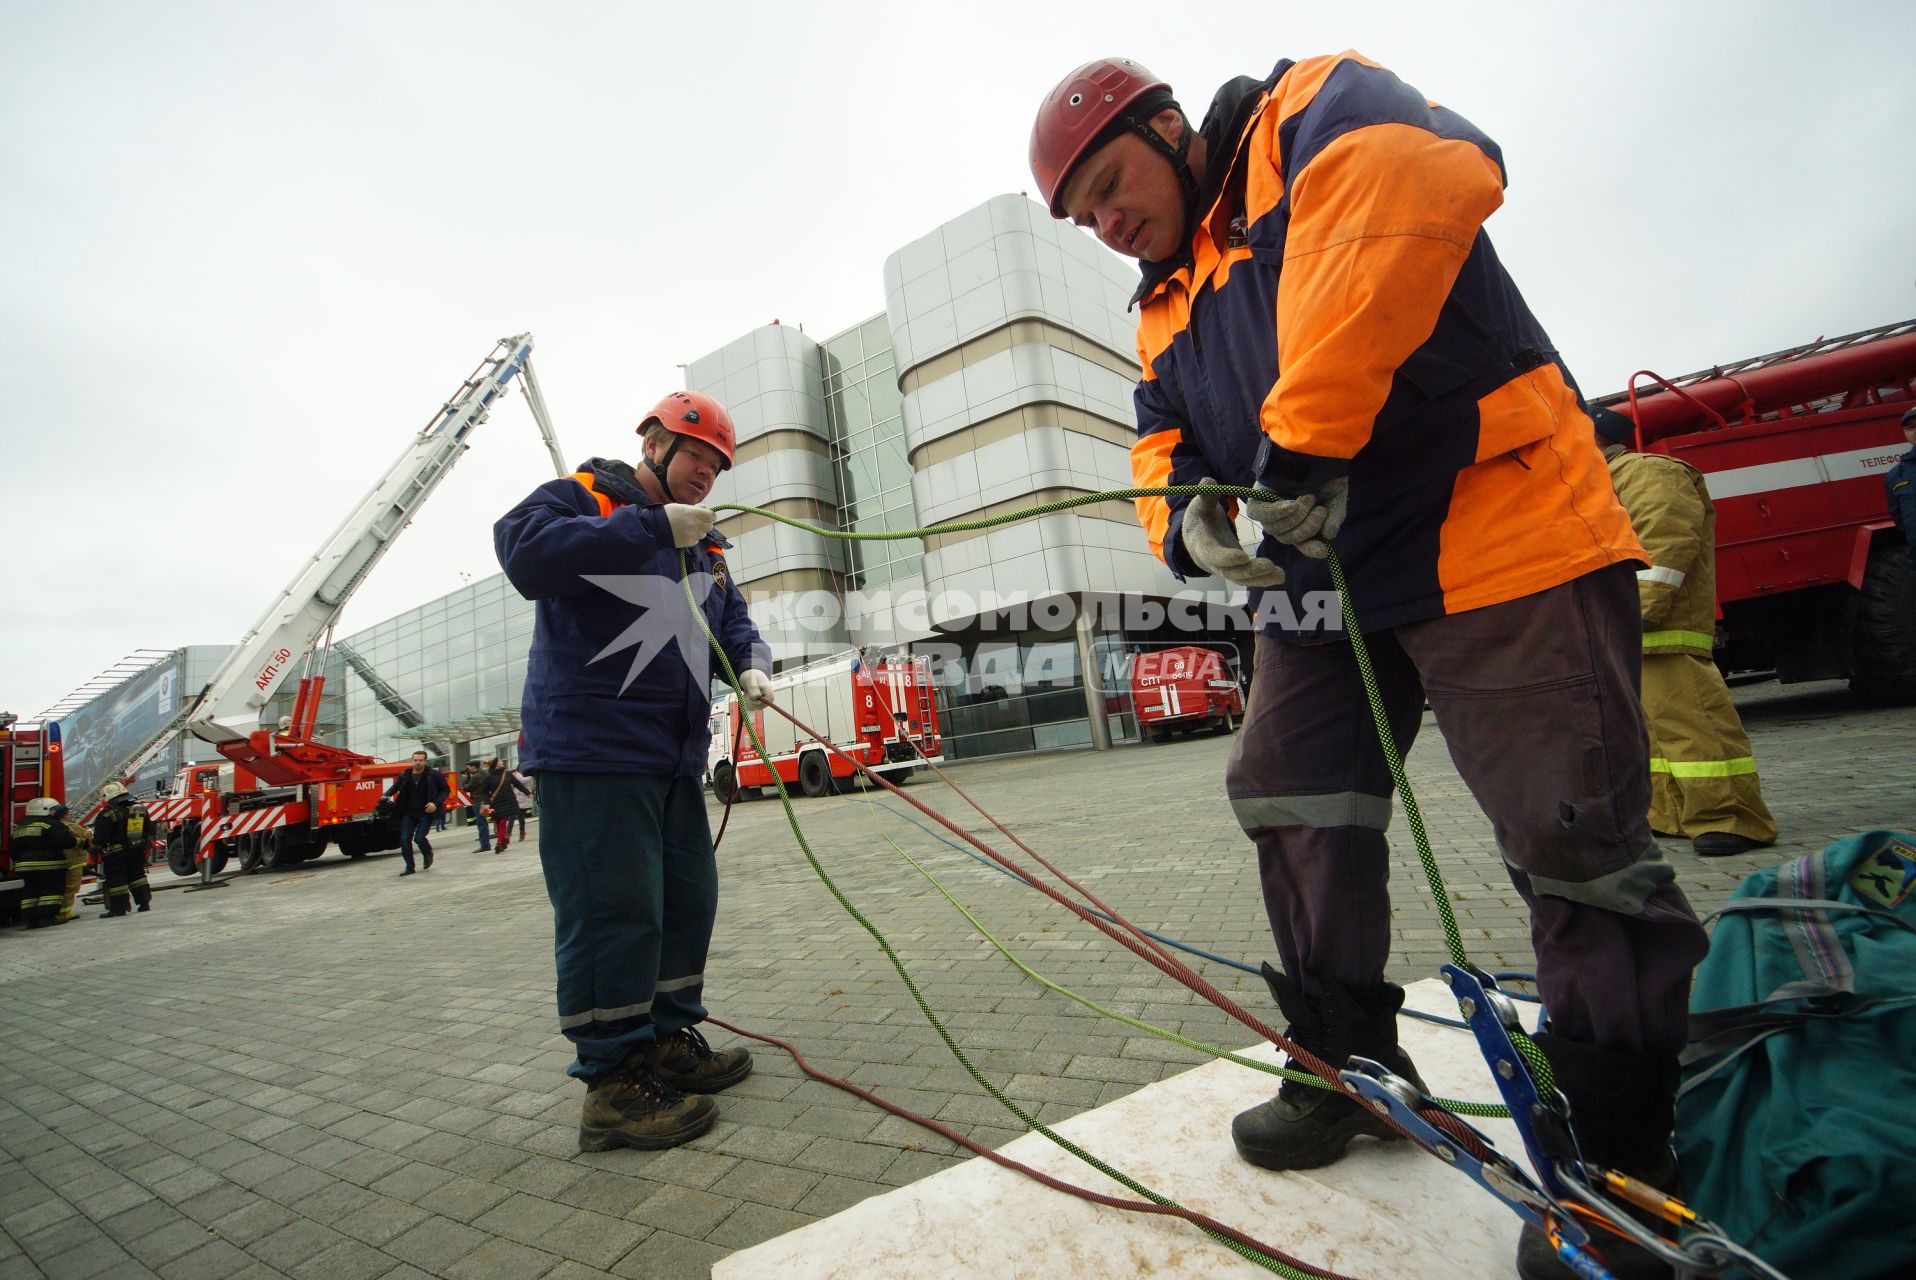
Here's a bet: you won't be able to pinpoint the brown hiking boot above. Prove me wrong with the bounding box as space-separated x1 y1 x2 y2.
578 1054 717 1153
654 1026 753 1094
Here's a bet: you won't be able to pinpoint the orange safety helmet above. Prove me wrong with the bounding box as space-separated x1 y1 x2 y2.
1029 57 1172 218
639 390 735 471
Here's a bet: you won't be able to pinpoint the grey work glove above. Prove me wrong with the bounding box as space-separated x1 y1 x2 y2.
1180 480 1287 588
1244 478 1348 560
663 503 717 549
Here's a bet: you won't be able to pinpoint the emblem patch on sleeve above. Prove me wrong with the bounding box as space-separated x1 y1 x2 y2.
1848 842 1916 909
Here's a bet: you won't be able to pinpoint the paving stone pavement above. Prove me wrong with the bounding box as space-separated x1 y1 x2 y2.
0 679 1907 1279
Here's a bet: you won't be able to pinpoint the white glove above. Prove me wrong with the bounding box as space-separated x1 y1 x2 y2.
1179 480 1286 588
663 503 716 549
739 669 774 710
1244 478 1347 560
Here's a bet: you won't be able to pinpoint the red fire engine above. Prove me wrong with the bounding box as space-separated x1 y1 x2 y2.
1 714 66 923
1129 646 1244 743
1595 317 1915 702
146 680 468 875
707 652 943 801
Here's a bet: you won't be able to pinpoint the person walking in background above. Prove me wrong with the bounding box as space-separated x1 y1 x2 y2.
462 761 492 851
486 762 532 853
510 766 534 842
384 749 447 876
1593 407 1778 857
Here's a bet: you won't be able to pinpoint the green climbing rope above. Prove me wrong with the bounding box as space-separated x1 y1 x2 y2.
681 568 1323 1279
673 479 1560 1255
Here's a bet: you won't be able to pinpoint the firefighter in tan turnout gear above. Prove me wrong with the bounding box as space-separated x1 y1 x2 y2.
91 781 155 916
1594 407 1777 856
58 806 93 923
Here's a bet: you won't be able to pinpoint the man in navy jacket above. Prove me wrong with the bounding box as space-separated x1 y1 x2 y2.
495 389 773 1153
384 750 449 874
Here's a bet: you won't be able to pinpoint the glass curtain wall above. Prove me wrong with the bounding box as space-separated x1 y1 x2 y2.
334 573 533 764
822 314 921 590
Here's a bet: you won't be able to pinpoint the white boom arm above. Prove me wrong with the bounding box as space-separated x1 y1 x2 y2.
186 332 557 745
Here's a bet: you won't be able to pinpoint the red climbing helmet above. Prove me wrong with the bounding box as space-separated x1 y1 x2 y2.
1029 57 1171 218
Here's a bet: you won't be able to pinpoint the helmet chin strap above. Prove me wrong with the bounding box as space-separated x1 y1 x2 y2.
645 436 684 504
1126 110 1201 256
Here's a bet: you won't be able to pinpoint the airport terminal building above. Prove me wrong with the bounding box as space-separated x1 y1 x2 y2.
52 196 1254 783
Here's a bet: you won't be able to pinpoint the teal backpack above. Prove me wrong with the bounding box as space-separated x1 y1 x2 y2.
1676 830 1916 1278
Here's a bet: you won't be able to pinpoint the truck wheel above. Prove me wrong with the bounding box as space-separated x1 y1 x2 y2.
258 829 285 870
166 826 196 878
712 761 740 805
237 832 262 872
1852 545 1916 705
798 750 836 799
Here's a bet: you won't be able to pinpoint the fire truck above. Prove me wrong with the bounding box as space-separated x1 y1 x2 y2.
1593 317 1915 703
146 692 469 877
707 652 943 801
77 333 566 879
1 713 66 923
1129 645 1244 743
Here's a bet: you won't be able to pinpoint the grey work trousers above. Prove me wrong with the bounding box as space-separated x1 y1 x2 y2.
1225 563 1708 1058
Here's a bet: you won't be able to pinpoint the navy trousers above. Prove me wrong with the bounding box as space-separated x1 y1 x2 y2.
536 771 719 1084
396 814 434 871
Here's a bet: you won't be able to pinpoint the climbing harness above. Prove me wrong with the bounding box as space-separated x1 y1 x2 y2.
681 482 1791 1279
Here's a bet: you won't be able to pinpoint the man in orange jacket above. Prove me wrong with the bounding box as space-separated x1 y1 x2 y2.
1030 54 1707 1279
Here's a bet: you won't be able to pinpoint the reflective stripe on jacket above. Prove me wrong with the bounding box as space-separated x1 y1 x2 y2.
1130 51 1641 637
1606 449 1717 656
494 460 768 777
8 819 76 871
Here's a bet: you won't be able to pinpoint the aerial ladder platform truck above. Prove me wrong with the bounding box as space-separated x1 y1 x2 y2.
85 333 567 881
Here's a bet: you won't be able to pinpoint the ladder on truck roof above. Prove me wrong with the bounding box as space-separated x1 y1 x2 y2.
1592 318 1916 404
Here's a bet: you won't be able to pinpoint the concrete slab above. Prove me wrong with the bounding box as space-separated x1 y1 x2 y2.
712 979 1527 1279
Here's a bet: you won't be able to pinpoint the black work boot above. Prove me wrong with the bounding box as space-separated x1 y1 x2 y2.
578 1051 718 1153
653 1025 753 1094
1515 1031 1681 1280
1232 964 1425 1171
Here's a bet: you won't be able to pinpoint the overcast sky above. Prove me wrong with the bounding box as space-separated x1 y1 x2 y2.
4 0 1912 719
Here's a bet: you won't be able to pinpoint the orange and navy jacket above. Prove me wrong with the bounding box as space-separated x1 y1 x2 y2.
493 458 768 777
1131 52 1643 637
